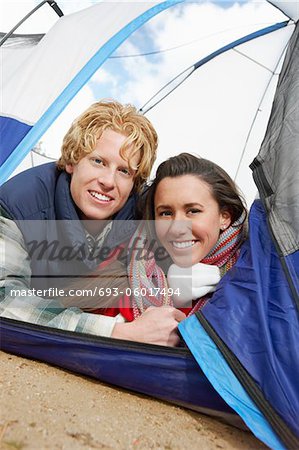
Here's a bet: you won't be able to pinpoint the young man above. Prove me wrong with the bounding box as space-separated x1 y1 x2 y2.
0 100 185 346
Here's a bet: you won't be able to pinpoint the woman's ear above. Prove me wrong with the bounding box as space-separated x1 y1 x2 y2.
220 210 232 231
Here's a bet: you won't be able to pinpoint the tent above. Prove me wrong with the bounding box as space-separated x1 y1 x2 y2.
1 0 296 203
179 17 299 448
1 1 298 448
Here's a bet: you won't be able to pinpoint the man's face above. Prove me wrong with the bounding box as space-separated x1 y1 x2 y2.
66 129 140 221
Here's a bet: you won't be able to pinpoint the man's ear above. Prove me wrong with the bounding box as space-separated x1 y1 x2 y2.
220 210 232 230
65 164 74 174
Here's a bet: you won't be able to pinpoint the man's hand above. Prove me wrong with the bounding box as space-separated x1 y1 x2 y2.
111 306 186 346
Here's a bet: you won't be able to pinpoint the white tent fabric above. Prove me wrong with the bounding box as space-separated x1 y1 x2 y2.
1 1 182 182
0 0 297 203
1 2 159 125
144 24 294 205
270 1 299 21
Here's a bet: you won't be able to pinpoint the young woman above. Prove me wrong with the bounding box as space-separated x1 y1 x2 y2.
64 153 247 319
138 152 247 315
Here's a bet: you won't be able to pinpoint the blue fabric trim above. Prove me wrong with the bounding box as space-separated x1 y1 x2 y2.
179 315 285 450
0 0 183 185
194 21 289 70
0 116 32 166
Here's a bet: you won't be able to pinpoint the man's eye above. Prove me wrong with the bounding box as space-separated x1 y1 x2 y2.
92 158 103 165
119 168 131 176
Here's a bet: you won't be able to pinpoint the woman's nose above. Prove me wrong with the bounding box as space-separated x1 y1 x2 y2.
168 218 192 238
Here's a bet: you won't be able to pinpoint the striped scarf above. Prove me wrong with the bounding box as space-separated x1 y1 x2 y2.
128 212 246 318
201 210 247 276
127 224 172 319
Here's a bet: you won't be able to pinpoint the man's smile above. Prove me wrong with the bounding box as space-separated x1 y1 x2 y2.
88 190 114 203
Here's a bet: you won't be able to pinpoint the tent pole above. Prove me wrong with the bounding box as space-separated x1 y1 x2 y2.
0 0 63 47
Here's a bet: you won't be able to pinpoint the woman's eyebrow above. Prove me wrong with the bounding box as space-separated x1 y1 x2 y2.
155 204 171 210
184 202 204 208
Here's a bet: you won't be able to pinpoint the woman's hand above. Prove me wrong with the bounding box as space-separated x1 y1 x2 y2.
111 306 186 346
167 263 221 306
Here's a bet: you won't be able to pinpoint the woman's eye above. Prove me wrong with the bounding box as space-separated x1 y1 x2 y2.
159 211 172 217
187 208 201 215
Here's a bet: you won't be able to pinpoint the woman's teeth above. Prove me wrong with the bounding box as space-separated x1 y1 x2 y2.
172 240 195 249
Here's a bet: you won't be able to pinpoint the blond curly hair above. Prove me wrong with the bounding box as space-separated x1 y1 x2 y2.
57 100 158 191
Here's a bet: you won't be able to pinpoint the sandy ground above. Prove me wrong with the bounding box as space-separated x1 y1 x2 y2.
0 351 267 450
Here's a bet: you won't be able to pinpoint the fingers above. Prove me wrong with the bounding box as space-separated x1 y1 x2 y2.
167 332 181 347
148 305 186 321
138 306 186 345
155 326 182 347
172 308 186 322
112 307 185 347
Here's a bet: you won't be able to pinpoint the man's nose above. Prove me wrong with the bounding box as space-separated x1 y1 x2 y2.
98 167 116 190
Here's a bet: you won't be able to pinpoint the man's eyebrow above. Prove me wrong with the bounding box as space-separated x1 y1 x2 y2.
90 152 103 159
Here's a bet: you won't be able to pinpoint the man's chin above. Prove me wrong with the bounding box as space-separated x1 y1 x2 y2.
80 209 114 222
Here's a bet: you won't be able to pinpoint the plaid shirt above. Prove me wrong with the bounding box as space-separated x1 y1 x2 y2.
0 215 125 336
85 221 112 254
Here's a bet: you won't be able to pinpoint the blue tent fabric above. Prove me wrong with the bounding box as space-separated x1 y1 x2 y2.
179 314 286 450
0 316 239 422
180 200 299 448
203 201 299 437
284 252 299 300
0 116 32 166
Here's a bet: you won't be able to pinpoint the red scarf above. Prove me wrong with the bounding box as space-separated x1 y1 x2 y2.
129 211 246 318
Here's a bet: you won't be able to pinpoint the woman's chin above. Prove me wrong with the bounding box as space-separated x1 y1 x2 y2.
171 255 194 268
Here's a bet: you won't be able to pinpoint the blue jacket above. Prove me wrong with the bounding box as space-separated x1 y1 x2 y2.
0 162 138 290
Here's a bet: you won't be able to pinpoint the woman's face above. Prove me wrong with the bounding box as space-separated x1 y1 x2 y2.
154 175 231 267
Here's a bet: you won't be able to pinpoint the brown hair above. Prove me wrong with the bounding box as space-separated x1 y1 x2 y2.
144 153 247 224
57 100 158 192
